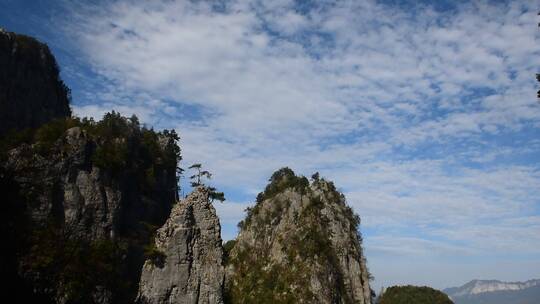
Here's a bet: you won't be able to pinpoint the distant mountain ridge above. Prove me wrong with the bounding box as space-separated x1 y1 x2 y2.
445 279 540 296
444 279 540 304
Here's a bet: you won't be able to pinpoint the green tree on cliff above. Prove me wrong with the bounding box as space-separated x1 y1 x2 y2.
188 163 225 203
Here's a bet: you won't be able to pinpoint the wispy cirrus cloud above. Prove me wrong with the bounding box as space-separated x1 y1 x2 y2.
52 0 540 289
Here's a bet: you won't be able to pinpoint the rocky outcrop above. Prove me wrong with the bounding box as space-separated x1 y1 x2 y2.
137 187 225 304
4 125 177 240
1 29 374 304
445 279 540 297
0 29 71 136
1 119 179 303
0 30 183 304
225 168 372 304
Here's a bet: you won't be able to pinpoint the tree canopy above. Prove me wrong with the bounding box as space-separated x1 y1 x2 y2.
378 285 454 304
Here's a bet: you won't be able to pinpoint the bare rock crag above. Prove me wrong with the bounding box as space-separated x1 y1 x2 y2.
137 187 225 304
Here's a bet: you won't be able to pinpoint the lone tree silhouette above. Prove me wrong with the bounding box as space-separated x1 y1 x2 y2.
188 163 225 203
189 163 211 187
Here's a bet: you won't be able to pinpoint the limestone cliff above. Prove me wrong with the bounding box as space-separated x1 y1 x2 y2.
0 29 71 136
137 187 225 304
0 30 185 304
1 115 180 303
225 168 373 304
3 122 178 240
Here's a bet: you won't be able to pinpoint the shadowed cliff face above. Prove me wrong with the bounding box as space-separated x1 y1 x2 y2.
1 115 181 303
0 30 183 303
0 29 71 136
225 168 373 304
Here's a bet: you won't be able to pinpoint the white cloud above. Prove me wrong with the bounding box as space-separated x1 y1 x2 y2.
61 0 540 288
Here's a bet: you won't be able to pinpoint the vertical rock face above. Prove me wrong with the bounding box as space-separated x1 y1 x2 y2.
225 168 372 304
138 187 225 304
0 30 184 304
4 126 177 241
0 29 71 136
2 120 180 303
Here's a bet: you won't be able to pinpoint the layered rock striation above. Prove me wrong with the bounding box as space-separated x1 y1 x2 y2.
137 187 225 304
225 168 372 304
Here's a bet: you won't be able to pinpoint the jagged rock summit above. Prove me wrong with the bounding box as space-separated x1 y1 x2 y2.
137 187 225 304
0 29 71 136
225 168 372 304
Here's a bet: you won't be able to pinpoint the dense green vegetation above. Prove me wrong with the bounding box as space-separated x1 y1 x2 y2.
0 111 181 303
237 167 308 230
378 286 454 304
1 112 181 192
255 167 309 202
222 239 237 265
21 221 129 303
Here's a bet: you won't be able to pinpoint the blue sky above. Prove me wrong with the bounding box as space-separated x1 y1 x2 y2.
2 0 539 290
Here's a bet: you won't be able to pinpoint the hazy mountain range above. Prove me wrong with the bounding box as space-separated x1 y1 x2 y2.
444 279 540 304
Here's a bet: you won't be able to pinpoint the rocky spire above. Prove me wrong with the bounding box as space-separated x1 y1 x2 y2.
137 187 225 304
225 168 372 304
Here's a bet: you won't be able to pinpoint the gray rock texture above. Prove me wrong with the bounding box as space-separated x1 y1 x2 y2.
0 30 71 136
225 168 372 304
4 126 176 241
137 187 225 304
2 126 178 303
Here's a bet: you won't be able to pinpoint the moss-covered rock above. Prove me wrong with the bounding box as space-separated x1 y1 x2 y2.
225 168 373 304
